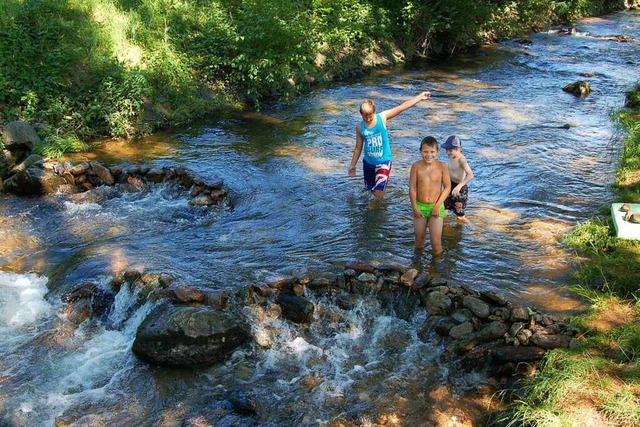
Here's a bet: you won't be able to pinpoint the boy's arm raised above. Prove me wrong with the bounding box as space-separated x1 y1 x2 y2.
381 91 431 122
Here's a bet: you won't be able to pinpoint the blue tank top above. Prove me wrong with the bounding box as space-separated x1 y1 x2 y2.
361 114 392 164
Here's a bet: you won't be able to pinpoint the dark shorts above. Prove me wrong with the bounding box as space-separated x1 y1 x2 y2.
444 181 468 217
363 160 392 192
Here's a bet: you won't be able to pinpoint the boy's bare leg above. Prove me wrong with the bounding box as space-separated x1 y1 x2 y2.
428 216 444 255
413 216 428 249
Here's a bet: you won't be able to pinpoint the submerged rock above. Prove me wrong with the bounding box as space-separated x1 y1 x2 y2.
563 80 591 97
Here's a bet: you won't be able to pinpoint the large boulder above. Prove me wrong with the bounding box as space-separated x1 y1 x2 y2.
2 155 66 195
0 121 40 151
563 80 591 97
0 148 17 179
132 301 251 368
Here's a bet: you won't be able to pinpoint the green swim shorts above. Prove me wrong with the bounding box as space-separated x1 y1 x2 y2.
416 200 445 219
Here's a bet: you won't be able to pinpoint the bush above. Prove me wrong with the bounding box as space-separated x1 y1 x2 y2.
0 0 631 141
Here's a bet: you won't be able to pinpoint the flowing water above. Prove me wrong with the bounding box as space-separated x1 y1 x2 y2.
1 11 639 427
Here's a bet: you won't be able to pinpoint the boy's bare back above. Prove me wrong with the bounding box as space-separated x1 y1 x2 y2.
411 159 449 204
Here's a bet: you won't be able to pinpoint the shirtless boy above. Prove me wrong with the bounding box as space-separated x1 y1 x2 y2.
441 135 474 222
409 136 451 255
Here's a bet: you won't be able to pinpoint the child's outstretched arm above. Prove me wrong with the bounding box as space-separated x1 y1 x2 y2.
381 91 431 122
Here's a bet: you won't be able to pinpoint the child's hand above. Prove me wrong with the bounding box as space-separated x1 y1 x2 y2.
431 208 439 218
419 91 431 100
348 166 356 177
452 186 460 197
413 207 423 218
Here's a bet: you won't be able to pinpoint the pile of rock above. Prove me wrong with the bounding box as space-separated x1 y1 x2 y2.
0 121 226 205
340 260 581 376
59 259 582 377
53 161 227 206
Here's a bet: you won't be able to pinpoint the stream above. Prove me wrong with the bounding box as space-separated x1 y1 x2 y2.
1 10 639 427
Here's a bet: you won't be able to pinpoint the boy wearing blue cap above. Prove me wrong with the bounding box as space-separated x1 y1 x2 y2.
441 135 474 222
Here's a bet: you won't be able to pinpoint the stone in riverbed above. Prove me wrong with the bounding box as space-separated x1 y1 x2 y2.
132 301 251 368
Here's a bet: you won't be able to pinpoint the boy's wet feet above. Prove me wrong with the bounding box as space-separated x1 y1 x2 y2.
367 198 387 211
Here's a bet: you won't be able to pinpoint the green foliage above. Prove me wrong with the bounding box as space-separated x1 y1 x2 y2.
564 217 640 298
499 350 604 427
626 83 640 109
33 134 89 160
564 216 616 254
600 388 640 427
0 0 630 141
399 0 496 57
553 0 627 23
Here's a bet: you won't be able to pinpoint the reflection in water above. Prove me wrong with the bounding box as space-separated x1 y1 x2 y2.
1 10 639 427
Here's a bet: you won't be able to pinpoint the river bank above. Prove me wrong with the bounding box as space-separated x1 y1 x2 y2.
501 84 640 426
1 0 638 155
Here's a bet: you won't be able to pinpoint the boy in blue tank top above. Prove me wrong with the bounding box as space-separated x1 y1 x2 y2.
348 91 432 199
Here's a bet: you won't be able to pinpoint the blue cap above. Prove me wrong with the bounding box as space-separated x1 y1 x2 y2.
441 135 461 150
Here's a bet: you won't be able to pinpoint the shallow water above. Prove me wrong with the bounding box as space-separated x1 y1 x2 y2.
1 11 639 426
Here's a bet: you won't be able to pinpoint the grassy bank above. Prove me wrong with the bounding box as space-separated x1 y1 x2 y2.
499 84 640 426
0 0 632 156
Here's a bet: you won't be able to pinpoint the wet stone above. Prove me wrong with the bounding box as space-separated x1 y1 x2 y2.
400 268 418 287
509 322 525 337
530 332 573 349
357 272 377 283
510 306 530 322
451 308 473 324
423 291 452 316
477 321 508 343
449 321 474 340
481 290 508 307
344 260 376 273
463 296 491 319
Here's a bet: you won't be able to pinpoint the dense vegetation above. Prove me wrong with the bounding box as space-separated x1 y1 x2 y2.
0 0 629 154
500 84 640 427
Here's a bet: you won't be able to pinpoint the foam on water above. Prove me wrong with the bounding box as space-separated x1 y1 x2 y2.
0 271 51 329
0 275 154 427
63 201 102 214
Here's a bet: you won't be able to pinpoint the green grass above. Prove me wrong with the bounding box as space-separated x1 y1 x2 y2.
33 134 89 160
